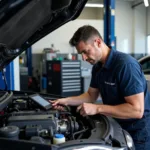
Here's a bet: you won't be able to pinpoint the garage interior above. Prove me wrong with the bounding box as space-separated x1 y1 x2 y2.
0 0 149 96
0 0 150 149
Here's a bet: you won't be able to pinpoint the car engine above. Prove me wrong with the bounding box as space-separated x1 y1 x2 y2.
0 91 134 150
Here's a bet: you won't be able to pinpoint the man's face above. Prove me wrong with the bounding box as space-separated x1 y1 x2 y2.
76 38 102 65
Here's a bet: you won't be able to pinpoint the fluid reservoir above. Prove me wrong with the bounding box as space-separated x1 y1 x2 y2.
53 134 65 144
0 126 19 140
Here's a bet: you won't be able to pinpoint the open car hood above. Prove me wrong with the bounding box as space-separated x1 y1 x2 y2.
0 0 87 70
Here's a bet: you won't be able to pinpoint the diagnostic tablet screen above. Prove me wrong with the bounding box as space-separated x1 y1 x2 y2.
32 95 50 107
30 94 51 110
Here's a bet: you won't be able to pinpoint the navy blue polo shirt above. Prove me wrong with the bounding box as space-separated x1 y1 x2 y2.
90 49 150 124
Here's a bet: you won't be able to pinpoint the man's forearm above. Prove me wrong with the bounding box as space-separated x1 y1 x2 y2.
98 103 143 119
66 92 92 106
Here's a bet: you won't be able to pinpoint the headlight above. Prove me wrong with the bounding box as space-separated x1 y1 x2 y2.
72 146 112 150
123 130 135 150
60 145 126 150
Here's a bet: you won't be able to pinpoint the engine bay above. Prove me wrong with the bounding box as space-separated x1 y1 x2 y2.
0 91 134 150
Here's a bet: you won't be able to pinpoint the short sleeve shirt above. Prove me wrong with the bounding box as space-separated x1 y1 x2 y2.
90 49 150 123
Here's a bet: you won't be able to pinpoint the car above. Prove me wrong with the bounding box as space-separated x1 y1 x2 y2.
138 55 150 74
0 1 134 150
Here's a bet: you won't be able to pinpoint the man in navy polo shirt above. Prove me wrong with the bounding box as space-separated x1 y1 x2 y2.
51 25 150 149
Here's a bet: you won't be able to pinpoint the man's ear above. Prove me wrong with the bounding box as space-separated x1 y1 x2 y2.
94 38 101 48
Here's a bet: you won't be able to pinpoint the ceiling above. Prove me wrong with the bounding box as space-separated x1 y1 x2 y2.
87 0 103 3
87 0 137 3
86 0 145 8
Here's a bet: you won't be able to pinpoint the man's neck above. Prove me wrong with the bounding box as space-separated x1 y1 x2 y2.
101 46 111 65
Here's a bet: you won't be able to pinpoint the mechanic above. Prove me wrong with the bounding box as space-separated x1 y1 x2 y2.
50 25 150 149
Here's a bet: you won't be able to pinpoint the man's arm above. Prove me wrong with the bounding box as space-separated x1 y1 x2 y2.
98 92 144 119
77 92 144 119
51 87 99 107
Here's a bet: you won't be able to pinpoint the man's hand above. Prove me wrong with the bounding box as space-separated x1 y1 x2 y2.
77 103 100 116
49 98 68 110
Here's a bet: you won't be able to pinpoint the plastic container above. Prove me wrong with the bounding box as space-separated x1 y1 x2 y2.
0 126 19 140
53 134 65 144
67 53 72 60
42 77 47 89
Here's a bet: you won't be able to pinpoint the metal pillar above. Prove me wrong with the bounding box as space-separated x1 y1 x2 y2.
104 0 116 50
0 62 14 90
26 47 32 76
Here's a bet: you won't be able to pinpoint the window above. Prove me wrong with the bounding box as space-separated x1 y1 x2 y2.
148 35 150 54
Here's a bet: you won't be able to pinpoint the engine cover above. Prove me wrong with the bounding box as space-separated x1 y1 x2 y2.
7 114 56 130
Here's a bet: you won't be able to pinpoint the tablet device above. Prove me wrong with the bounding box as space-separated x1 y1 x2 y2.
29 94 52 110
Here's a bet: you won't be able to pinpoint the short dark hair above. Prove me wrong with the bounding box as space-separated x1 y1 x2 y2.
69 25 102 47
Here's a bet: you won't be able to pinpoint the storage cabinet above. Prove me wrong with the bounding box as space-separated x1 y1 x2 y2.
46 60 81 97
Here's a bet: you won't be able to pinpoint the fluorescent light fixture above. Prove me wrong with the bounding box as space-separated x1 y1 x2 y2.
85 3 104 8
144 0 149 7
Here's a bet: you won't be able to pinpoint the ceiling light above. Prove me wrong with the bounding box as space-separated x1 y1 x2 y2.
144 0 149 7
85 3 104 8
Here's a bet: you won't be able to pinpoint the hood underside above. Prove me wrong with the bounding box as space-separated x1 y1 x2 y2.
0 0 87 70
